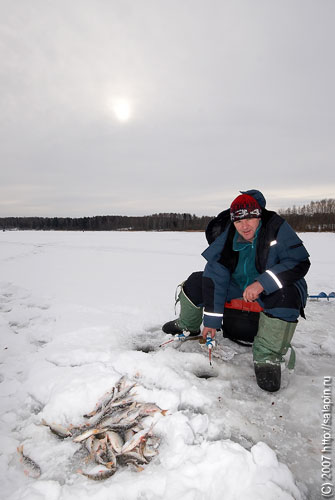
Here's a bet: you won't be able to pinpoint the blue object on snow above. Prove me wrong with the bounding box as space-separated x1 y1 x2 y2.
308 292 327 299
308 292 335 300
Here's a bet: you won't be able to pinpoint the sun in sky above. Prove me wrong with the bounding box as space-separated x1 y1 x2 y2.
110 97 132 122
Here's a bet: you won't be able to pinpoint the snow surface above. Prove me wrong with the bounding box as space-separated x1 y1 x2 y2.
0 230 334 500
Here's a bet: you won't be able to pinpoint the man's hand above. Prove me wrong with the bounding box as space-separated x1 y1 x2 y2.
202 326 216 341
243 281 264 302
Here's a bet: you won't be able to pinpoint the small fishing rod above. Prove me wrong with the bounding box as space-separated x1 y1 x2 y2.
159 333 202 348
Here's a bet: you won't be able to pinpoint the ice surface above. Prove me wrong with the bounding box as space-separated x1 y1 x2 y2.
0 230 334 499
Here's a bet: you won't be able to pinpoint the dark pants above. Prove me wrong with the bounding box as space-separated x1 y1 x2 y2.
183 271 302 343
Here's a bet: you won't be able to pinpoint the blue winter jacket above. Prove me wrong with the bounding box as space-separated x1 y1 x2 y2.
201 190 310 329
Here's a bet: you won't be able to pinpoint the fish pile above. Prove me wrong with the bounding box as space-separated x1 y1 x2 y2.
18 376 166 481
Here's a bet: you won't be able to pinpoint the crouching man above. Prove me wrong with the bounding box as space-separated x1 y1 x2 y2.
162 190 310 392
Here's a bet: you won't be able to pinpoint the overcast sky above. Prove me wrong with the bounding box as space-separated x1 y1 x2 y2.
1 0 334 217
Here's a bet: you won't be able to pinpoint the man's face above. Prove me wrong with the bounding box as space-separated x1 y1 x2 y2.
234 218 260 242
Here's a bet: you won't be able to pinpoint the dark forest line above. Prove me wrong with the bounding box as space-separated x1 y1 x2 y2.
1 199 334 232
278 198 335 232
0 213 212 232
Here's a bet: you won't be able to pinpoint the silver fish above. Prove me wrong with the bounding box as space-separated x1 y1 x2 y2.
85 434 106 456
136 402 168 417
115 375 127 392
103 439 117 468
97 403 138 428
84 435 97 455
142 437 160 459
108 421 140 432
116 455 145 471
123 428 135 443
73 427 108 443
83 379 135 423
100 406 142 432
132 423 144 432
121 426 152 454
121 450 148 465
78 466 116 481
96 413 124 429
112 384 136 403
83 388 115 418
106 430 124 454
41 419 72 439
145 436 160 448
17 445 41 478
108 396 135 410
93 438 116 469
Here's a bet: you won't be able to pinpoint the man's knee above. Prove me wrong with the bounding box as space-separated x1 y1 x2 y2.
253 312 297 362
260 285 301 322
183 271 203 306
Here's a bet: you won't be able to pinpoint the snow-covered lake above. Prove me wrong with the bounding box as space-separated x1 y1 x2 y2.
0 231 334 500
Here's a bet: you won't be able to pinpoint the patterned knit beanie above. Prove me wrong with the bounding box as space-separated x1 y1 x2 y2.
230 194 262 222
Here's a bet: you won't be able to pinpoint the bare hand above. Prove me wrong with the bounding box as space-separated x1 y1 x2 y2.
243 281 264 302
202 327 216 341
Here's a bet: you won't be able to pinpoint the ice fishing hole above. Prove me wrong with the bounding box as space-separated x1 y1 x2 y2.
194 370 218 379
31 340 49 347
134 344 156 353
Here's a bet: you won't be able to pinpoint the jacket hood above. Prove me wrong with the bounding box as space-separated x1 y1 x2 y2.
240 189 266 208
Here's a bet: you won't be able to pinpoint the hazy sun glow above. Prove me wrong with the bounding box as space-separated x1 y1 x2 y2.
112 98 132 122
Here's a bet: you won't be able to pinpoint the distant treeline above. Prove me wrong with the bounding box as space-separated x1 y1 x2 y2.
0 213 212 232
278 199 335 232
1 199 334 232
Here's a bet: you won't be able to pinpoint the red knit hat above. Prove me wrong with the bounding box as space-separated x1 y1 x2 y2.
230 194 262 222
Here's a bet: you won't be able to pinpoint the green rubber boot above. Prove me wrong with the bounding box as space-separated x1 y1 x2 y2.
253 312 297 392
162 284 203 335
